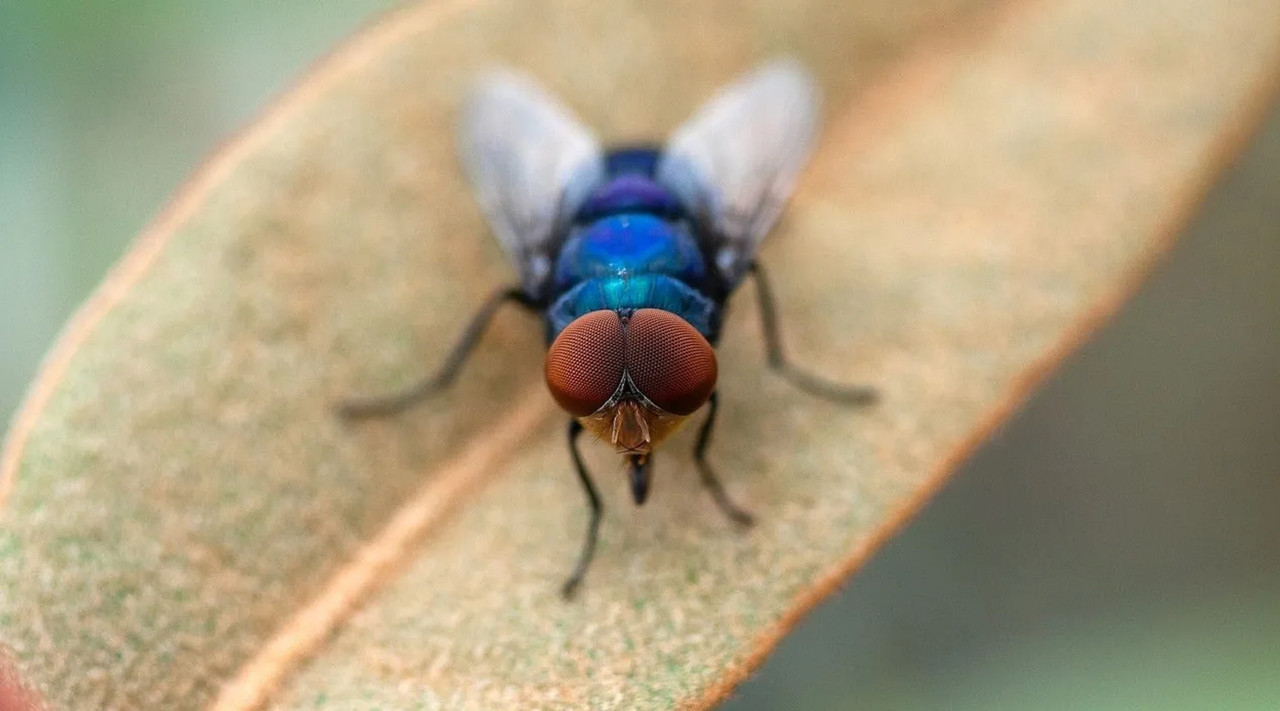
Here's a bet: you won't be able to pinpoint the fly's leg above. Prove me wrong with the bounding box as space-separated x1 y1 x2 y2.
694 391 755 526
337 286 535 419
563 420 603 599
747 262 877 405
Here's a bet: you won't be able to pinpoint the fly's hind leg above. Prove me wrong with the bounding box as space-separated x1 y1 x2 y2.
747 262 878 406
337 286 535 419
694 391 755 526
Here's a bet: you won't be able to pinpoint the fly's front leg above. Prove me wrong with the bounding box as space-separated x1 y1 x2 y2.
562 420 603 599
337 286 535 419
694 392 754 526
748 262 877 405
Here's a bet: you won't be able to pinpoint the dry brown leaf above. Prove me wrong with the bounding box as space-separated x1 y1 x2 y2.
2 0 1279 709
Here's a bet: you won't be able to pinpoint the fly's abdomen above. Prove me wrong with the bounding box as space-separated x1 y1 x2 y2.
575 175 684 221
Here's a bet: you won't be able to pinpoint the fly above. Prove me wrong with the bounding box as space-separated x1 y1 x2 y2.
340 59 876 597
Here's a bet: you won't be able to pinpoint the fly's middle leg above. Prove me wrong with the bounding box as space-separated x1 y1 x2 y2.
337 286 535 419
747 261 878 406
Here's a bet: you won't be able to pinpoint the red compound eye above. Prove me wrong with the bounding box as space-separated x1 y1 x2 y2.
545 310 626 416
625 308 717 415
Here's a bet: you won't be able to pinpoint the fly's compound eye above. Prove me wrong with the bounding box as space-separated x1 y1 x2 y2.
625 308 718 415
545 310 626 416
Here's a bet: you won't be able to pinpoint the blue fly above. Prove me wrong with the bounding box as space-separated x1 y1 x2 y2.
341 59 875 597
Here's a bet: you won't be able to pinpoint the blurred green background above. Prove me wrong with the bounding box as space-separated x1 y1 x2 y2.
2 3 1278 709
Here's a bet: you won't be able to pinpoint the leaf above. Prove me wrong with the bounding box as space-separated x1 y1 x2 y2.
0 648 45 711
2 0 1278 708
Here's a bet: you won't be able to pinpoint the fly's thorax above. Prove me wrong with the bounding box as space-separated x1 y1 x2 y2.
545 274 720 344
544 308 717 451
553 212 707 291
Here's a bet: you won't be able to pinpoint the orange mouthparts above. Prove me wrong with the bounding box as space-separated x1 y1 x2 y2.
610 400 651 453
579 399 689 455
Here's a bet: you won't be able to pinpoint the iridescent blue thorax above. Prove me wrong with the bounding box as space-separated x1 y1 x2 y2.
546 148 721 343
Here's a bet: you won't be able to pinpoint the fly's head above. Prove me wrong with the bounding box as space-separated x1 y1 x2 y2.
544 308 717 491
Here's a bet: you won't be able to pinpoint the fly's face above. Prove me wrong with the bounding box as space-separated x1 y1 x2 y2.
544 308 717 455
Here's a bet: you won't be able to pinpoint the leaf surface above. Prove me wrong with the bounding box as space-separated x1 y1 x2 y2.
2 0 1279 709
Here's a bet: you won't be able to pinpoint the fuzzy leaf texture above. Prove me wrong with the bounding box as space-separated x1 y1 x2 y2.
3 0 1279 709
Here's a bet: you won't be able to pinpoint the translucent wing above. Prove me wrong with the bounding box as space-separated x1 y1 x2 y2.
460 71 605 299
657 58 821 286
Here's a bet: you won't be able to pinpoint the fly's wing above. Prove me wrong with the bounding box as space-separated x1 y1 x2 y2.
460 71 605 300
656 58 820 287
